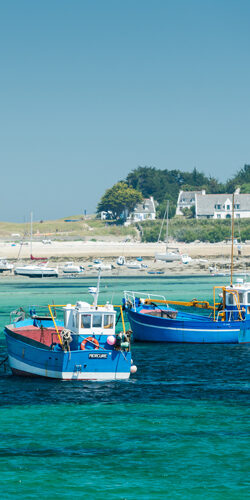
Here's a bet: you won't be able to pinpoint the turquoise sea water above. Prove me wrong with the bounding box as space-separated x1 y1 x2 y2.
0 276 249 499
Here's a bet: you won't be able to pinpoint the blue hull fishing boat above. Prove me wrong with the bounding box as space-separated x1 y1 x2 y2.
5 276 137 380
124 195 250 344
123 280 250 344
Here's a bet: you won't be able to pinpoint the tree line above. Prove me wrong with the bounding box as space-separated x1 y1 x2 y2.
97 164 250 220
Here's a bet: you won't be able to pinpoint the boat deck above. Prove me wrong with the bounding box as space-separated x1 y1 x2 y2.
6 325 64 347
138 306 213 322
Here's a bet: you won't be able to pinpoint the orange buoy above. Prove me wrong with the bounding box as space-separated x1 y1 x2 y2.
80 337 99 350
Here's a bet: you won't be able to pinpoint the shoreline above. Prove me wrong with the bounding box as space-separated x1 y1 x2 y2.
0 240 249 278
1 239 249 258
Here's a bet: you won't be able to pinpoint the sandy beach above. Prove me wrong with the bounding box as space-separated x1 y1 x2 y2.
0 240 249 277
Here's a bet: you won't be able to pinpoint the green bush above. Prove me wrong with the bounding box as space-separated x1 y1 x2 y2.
140 218 250 243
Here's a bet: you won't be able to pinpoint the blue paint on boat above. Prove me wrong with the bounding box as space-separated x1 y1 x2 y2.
123 280 250 344
5 277 136 380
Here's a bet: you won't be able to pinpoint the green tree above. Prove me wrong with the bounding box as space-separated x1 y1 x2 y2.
97 182 143 220
226 165 250 192
240 183 250 193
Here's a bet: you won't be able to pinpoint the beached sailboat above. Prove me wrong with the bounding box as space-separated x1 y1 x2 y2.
155 201 182 262
5 274 137 380
14 213 58 277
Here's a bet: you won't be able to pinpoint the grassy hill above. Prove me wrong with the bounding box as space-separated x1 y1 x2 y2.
1 214 249 244
0 216 137 242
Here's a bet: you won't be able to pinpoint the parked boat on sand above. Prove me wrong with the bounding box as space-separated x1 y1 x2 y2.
62 262 84 274
155 200 183 263
14 264 58 277
0 259 13 273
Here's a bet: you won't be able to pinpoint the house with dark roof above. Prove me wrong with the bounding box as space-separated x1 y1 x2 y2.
195 193 250 219
127 196 157 222
176 190 205 215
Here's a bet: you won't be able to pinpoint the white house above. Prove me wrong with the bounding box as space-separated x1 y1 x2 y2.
126 196 157 223
176 190 206 215
195 193 250 219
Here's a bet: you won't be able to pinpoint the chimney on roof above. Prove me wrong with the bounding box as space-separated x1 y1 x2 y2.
201 189 206 195
235 187 240 194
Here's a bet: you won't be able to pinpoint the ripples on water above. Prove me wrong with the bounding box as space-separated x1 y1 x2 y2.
0 277 249 499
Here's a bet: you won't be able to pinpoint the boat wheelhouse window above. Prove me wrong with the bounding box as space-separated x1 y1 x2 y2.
238 293 244 304
103 314 114 329
248 293 250 303
81 314 91 328
228 294 234 305
92 314 102 328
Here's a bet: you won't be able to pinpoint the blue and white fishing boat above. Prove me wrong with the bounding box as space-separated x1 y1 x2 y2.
123 280 250 344
5 275 137 380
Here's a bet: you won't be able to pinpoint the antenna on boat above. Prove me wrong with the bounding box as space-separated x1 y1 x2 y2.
230 194 234 287
93 270 101 308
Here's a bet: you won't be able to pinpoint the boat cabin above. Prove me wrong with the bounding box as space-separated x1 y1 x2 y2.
224 281 250 317
63 301 116 335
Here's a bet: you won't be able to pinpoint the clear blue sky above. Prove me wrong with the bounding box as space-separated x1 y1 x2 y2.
1 0 250 221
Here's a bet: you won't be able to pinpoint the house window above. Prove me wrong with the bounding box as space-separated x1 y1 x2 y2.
217 214 221 218
234 204 240 209
226 205 230 210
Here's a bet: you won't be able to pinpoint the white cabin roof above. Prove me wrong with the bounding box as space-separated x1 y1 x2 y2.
64 301 115 314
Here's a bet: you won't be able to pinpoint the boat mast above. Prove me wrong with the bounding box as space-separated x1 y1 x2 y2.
30 211 33 259
157 201 168 244
93 270 101 308
230 194 234 287
165 200 169 252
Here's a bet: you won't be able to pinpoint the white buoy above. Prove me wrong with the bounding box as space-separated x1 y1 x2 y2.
130 365 137 374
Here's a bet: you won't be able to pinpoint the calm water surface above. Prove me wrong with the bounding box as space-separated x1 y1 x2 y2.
0 276 249 499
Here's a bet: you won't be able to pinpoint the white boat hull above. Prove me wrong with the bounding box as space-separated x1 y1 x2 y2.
15 266 58 277
8 355 130 380
155 252 181 262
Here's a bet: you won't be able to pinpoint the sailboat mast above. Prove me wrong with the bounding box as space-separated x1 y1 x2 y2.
166 200 169 251
230 194 234 287
30 212 33 259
